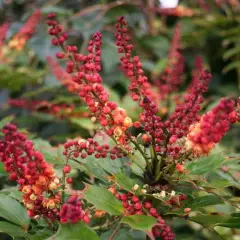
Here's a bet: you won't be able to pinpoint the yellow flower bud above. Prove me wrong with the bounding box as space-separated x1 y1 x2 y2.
132 184 139 191
30 193 37 201
22 185 31 194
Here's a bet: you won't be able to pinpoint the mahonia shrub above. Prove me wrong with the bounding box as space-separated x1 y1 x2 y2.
0 13 240 240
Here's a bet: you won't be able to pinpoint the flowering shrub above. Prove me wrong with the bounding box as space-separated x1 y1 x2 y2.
0 11 240 240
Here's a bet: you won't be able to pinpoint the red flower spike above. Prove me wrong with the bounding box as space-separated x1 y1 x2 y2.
115 16 157 105
8 98 75 119
165 70 211 147
8 10 41 51
156 23 185 99
47 15 133 147
0 124 60 221
186 98 236 156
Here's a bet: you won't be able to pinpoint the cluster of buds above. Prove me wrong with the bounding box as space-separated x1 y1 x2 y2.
63 138 124 161
196 0 210 12
213 0 239 8
110 189 175 240
187 56 204 92
46 56 80 93
186 98 236 156
0 22 9 57
140 97 166 153
0 124 60 220
115 16 157 103
154 5 195 17
47 14 133 146
166 70 211 142
8 10 41 51
156 23 184 99
60 195 90 224
8 98 75 119
229 98 240 123
48 14 135 145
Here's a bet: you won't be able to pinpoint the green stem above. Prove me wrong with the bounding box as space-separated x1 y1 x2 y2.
61 155 70 203
110 135 145 171
129 137 151 171
155 159 163 181
109 223 121 240
151 137 159 171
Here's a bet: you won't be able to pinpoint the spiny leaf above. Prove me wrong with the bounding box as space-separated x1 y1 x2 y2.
84 185 124 215
46 222 99 240
121 215 157 231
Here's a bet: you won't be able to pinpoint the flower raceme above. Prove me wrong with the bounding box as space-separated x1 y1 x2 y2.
166 70 211 142
0 124 60 220
46 56 80 94
47 13 133 146
115 16 157 104
8 98 75 118
46 13 240 173
0 124 90 224
187 56 204 92
8 10 41 51
156 23 184 99
0 22 9 56
185 98 236 156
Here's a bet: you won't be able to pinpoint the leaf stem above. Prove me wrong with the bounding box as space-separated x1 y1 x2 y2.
108 223 121 240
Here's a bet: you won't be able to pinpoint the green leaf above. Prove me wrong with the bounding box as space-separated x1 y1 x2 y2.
189 214 240 229
46 222 100 240
129 149 145 177
70 118 95 130
0 194 30 229
97 158 123 175
0 221 28 238
1 187 22 200
121 215 157 231
101 42 119 73
84 185 124 215
170 195 225 215
217 218 240 229
84 159 109 183
223 47 240 60
100 228 134 240
223 61 240 73
41 6 72 15
152 59 167 75
0 115 14 129
33 139 64 165
28 229 53 240
0 65 43 91
186 153 225 175
141 36 169 57
188 195 224 208
190 214 229 226
114 172 137 193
